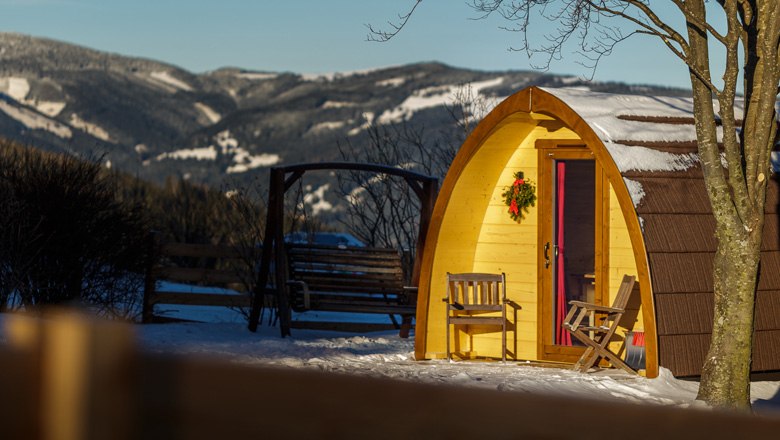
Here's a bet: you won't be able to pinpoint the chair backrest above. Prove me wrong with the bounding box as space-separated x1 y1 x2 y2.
446 273 506 306
610 275 637 311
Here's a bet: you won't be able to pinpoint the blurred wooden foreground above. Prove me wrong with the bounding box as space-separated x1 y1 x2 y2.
2 312 780 440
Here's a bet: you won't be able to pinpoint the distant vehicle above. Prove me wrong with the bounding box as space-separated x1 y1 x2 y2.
284 232 365 248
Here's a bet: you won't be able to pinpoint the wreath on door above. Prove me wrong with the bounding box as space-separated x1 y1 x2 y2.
502 171 537 223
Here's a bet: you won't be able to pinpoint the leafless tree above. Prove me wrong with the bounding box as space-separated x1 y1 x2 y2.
372 1 780 409
337 84 493 278
336 124 435 253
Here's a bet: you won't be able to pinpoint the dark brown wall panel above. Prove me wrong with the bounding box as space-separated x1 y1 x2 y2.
648 253 714 294
654 292 713 335
758 251 780 291
659 331 780 375
654 290 780 338
755 290 780 331
753 330 780 372
634 177 712 215
765 177 780 214
658 334 710 377
642 214 716 253
762 214 780 251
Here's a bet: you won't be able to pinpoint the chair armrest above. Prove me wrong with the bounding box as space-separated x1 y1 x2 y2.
568 300 624 314
446 302 464 310
286 280 310 309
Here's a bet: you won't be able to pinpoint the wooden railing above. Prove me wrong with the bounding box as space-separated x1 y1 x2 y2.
3 312 780 440
142 235 256 323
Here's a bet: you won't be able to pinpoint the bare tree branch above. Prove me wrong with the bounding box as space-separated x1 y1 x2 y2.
716 0 749 224
366 0 423 42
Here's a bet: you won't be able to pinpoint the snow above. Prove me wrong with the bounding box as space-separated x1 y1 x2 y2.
305 120 346 136
321 100 356 109
2 297 779 414
194 102 221 124
236 72 277 81
348 111 375 136
113 318 780 412
0 76 67 117
0 99 72 138
302 183 333 215
1 76 30 101
377 77 504 124
35 101 66 117
376 77 406 88
543 87 739 176
544 87 742 148
605 143 699 173
623 178 646 208
301 66 399 82
226 152 281 173
155 146 218 161
214 129 281 173
148 71 193 92
560 76 582 85
69 113 111 142
146 132 279 170
215 129 238 151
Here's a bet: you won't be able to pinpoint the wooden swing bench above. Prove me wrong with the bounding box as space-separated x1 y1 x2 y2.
248 162 438 337
284 243 417 331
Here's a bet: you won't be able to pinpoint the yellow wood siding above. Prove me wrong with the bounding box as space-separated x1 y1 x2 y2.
416 87 658 375
425 116 585 360
607 185 644 358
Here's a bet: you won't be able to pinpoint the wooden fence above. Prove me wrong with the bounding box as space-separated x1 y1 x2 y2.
2 312 780 440
142 236 257 323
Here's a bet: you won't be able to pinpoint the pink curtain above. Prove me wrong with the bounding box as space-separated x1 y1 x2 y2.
555 162 572 346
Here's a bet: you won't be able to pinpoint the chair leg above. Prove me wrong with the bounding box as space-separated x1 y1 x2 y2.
596 345 636 374
574 346 596 372
446 317 451 362
501 314 507 362
569 329 637 374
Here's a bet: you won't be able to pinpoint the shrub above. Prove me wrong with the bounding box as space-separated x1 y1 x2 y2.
0 141 150 316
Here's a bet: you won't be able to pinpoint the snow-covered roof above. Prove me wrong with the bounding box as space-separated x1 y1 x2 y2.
544 87 743 144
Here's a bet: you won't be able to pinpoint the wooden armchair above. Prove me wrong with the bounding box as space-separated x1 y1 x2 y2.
443 273 508 362
562 274 637 374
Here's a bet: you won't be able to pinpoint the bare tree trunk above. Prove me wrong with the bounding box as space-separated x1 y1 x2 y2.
691 0 779 409
697 229 761 408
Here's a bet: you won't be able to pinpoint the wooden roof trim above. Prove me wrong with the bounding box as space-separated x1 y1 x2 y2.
617 114 744 126
528 87 659 378
413 89 533 361
614 139 699 149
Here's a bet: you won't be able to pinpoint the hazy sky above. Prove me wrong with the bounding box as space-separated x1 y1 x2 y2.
0 0 700 89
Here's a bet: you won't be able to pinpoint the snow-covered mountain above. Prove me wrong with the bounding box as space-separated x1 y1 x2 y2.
0 32 690 193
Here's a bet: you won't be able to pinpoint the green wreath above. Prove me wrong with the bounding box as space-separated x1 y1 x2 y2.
502 171 537 223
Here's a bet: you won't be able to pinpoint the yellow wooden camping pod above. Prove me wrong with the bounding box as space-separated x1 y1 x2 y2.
416 86 780 379
415 87 657 377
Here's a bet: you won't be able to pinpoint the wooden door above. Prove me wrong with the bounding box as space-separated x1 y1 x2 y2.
537 147 608 362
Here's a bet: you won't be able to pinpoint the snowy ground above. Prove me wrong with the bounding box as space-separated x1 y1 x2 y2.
129 303 780 415
3 302 780 414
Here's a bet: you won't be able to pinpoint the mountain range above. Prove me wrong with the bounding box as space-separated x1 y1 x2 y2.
0 32 691 210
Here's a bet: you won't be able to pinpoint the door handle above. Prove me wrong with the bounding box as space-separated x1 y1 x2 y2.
544 242 551 268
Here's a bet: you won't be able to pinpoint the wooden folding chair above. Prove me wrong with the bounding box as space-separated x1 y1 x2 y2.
562 274 637 374
443 272 508 362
